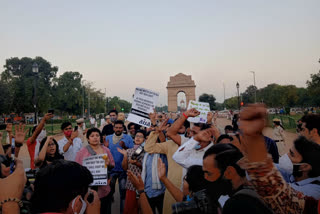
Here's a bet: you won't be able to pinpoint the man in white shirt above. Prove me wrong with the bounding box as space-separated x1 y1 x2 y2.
89 115 96 128
58 122 82 161
172 126 215 169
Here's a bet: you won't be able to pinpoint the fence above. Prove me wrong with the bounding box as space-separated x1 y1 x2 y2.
268 115 297 130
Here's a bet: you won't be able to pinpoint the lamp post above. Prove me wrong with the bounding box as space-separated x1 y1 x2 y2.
32 62 39 124
236 82 240 110
250 71 256 103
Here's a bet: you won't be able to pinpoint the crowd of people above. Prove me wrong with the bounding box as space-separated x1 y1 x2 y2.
0 105 320 214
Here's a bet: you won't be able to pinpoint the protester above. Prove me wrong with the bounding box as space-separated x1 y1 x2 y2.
26 113 53 169
145 111 187 214
127 122 137 139
118 129 146 214
102 110 118 137
300 114 320 144
31 160 100 214
277 136 320 199
105 120 133 214
34 136 64 168
203 142 274 214
224 125 234 134
166 108 197 146
272 118 286 156
141 143 168 214
172 124 215 169
238 104 319 214
58 122 82 161
75 128 115 214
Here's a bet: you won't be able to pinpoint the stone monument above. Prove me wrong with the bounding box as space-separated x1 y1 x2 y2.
167 73 196 112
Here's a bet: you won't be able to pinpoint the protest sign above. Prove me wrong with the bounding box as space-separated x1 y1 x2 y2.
187 100 210 123
127 87 159 127
83 154 108 186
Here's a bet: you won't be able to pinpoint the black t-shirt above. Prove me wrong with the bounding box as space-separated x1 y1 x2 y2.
223 188 274 214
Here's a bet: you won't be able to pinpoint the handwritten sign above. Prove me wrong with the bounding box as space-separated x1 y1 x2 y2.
83 154 108 186
127 87 159 127
187 100 210 123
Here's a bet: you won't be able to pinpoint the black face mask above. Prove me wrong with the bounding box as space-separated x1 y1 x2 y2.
292 164 303 178
206 174 233 199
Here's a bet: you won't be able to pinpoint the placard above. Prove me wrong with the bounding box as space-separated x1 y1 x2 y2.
127 87 159 127
187 100 210 123
83 154 108 186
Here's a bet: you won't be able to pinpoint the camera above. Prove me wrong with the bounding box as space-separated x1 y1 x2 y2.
131 145 144 160
172 189 218 214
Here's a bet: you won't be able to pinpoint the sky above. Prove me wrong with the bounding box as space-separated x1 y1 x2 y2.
1 0 319 106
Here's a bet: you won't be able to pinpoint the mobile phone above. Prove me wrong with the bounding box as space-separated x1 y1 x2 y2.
87 192 94 203
74 126 78 131
0 124 6 130
48 109 54 114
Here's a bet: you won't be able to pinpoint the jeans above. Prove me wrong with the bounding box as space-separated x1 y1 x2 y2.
147 193 165 214
110 171 127 214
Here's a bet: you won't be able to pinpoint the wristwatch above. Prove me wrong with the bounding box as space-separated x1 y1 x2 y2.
136 189 145 199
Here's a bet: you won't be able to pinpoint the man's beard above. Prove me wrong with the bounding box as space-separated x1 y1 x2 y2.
115 131 122 136
206 176 234 199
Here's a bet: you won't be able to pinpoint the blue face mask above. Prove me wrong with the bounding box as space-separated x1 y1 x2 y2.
141 142 145 147
186 195 192 201
194 144 201 150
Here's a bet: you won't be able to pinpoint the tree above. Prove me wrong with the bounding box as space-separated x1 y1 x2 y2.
307 71 320 106
52 71 83 115
198 93 216 110
1 57 58 114
224 97 238 110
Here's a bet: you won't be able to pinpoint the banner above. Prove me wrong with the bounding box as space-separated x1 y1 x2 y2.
187 100 210 123
83 154 108 186
127 87 159 127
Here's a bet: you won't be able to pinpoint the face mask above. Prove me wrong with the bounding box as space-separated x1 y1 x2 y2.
71 196 87 214
141 142 145 147
278 154 293 174
37 130 47 142
64 131 73 137
110 117 117 123
292 164 304 178
194 144 201 150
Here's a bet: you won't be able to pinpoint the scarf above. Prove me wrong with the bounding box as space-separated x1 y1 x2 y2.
141 153 162 190
112 133 123 144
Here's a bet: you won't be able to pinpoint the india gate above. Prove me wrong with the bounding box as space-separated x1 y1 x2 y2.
167 73 196 112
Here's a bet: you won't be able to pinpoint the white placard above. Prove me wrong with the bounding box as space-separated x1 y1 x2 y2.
127 87 159 127
83 154 108 186
187 100 210 123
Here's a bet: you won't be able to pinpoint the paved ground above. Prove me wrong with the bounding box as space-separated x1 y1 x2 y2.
17 118 298 213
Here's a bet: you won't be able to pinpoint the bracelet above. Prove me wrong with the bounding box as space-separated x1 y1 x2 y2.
182 113 188 119
0 198 23 208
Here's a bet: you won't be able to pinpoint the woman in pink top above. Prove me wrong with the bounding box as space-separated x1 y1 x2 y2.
75 128 115 214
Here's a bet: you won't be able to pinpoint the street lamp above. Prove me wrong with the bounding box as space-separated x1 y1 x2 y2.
250 71 256 103
32 62 39 124
236 82 240 110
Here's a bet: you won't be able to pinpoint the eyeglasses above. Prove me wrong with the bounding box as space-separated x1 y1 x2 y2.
135 135 144 139
48 143 55 147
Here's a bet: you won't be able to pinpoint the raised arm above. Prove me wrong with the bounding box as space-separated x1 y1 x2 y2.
158 158 184 202
167 108 200 146
30 113 54 143
144 131 168 154
35 136 53 167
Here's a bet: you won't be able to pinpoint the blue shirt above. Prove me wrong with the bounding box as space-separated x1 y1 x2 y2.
106 134 134 172
144 153 167 198
277 165 320 200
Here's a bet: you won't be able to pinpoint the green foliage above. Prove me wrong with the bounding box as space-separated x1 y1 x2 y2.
307 71 320 106
224 97 238 110
198 93 216 110
106 96 132 113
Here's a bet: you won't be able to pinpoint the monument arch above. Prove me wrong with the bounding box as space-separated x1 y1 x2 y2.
167 73 196 112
